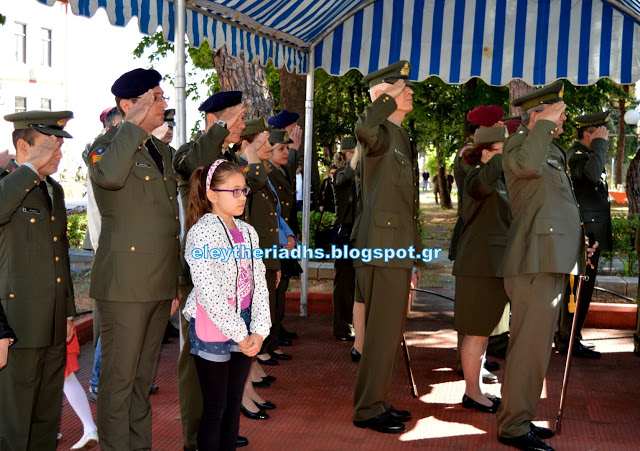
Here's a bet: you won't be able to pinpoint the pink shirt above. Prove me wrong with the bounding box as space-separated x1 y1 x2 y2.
229 228 252 309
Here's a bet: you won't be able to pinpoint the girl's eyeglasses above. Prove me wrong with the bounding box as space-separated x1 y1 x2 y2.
212 186 251 198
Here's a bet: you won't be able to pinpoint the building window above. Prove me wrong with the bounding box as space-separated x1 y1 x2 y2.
15 22 26 63
41 28 52 67
15 97 27 113
41 98 52 111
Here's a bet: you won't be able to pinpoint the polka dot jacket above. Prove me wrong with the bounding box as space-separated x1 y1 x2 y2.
183 213 271 343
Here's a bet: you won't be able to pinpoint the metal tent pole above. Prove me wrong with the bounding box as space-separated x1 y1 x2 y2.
301 46 315 317
174 0 187 148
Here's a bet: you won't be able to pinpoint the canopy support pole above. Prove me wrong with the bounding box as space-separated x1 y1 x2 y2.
175 0 187 148
300 48 315 317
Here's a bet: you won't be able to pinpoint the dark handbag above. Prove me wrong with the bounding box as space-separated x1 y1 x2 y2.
280 258 303 278
314 210 339 253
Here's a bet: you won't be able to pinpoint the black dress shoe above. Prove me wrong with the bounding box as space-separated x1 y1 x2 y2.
581 340 595 350
486 346 508 360
336 334 356 342
252 379 270 388
240 404 269 420
353 411 406 433
256 356 278 366
280 328 298 339
254 400 276 410
461 394 501 413
498 432 554 450
270 352 292 360
557 342 601 359
351 347 361 362
277 338 292 346
237 436 249 447
530 424 554 439
149 385 159 395
484 360 500 372
262 375 277 383
387 406 412 422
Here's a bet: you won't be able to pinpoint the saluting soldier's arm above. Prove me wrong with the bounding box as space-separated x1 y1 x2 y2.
0 166 42 225
245 162 268 192
173 124 229 179
506 119 557 179
355 94 397 157
465 154 503 200
574 138 607 184
88 122 148 190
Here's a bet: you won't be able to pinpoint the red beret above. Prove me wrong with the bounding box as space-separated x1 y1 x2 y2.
466 105 504 126
99 108 112 126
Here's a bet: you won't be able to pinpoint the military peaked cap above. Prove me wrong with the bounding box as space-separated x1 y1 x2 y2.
241 117 272 137
4 110 74 138
268 129 293 145
164 109 176 127
575 111 609 128
362 60 414 88
340 136 357 150
474 127 507 145
512 80 564 111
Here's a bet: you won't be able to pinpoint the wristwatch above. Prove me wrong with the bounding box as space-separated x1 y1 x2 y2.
216 120 227 129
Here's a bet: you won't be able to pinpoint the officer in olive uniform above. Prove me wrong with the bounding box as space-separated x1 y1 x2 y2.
172 91 256 451
87 68 181 451
332 136 358 340
555 112 612 359
497 81 586 451
0 111 76 451
351 61 422 434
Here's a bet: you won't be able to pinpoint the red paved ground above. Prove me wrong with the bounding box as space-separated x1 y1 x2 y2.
58 310 640 450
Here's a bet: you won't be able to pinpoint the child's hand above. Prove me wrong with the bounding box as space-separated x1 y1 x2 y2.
246 334 264 355
237 335 251 353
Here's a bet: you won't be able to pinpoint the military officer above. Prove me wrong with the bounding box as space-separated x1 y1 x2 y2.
497 81 588 451
172 91 255 451
332 136 358 341
555 112 612 359
87 68 181 451
0 110 76 450
351 61 422 434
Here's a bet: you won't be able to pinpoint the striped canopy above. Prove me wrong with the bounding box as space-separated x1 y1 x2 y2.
38 0 640 86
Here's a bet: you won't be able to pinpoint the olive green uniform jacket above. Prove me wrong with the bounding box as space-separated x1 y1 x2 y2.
450 141 473 260
351 94 422 268
0 161 76 348
333 163 356 227
566 139 612 252
502 122 585 276
453 154 511 277
268 162 299 235
88 122 181 301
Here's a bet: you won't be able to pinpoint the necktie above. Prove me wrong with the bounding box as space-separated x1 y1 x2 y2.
145 140 164 173
280 167 292 184
39 180 53 210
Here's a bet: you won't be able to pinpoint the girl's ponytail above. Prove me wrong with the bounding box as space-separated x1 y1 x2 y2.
187 166 211 232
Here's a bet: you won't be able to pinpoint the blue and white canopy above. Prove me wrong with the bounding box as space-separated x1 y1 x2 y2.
37 0 640 86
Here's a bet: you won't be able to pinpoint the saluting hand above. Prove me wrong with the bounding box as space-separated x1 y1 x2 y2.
152 122 169 140
289 125 303 150
382 79 406 99
26 135 61 172
590 126 610 141
245 131 269 164
535 101 567 124
217 104 245 130
125 89 155 127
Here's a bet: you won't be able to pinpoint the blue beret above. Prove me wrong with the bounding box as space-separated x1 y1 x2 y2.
268 110 299 129
198 91 243 113
111 68 162 99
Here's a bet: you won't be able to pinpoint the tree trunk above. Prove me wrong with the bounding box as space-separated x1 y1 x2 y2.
626 147 640 214
212 46 274 118
508 80 535 117
436 142 452 209
279 67 321 207
615 85 629 186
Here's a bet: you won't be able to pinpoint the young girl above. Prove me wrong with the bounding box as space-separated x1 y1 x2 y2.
183 159 271 450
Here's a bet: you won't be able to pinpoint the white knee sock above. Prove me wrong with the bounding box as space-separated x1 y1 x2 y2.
64 372 97 435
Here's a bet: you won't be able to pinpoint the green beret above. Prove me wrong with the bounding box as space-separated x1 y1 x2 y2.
362 61 414 88
575 111 609 128
474 127 507 145
268 129 293 145
4 110 73 138
340 136 357 151
512 80 564 111
241 117 272 137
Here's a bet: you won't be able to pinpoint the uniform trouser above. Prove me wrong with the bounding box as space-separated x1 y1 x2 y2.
96 299 171 451
260 269 279 354
558 249 600 344
332 256 355 337
275 275 289 339
497 273 566 438
177 284 201 450
0 342 65 451
353 265 411 421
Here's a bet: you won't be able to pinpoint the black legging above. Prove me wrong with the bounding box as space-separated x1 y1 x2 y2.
194 352 252 451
